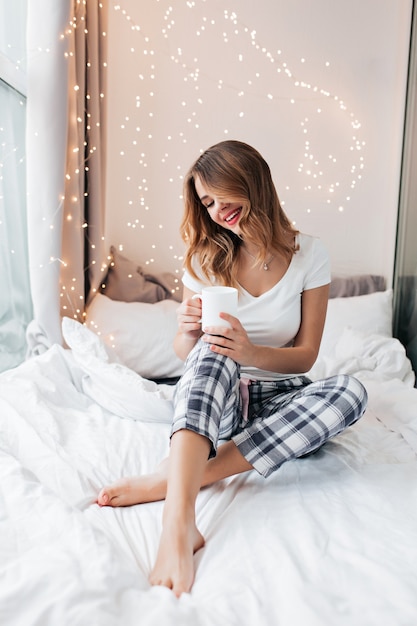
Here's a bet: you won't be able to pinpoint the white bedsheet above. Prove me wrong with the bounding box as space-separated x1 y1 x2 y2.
1 323 417 626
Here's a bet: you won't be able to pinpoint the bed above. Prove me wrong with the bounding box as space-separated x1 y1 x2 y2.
1 261 417 626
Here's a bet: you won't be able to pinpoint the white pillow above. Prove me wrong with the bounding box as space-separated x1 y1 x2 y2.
319 289 393 358
85 294 184 379
85 290 392 377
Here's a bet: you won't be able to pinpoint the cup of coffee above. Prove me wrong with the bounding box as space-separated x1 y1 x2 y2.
192 286 238 330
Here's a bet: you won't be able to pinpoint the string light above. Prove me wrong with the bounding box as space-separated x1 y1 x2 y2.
106 0 366 279
2 1 376 328
51 1 109 320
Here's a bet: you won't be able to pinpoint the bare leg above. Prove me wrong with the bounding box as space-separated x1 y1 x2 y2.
148 429 210 596
97 439 253 507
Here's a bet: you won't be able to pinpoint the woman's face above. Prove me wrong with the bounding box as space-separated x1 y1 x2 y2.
194 175 244 235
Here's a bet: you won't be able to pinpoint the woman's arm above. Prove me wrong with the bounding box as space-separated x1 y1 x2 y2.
173 286 203 361
203 284 329 374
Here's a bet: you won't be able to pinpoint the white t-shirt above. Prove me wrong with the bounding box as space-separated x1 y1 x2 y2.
182 233 330 381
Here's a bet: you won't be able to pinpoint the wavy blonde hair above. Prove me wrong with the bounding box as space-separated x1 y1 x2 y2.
180 140 298 287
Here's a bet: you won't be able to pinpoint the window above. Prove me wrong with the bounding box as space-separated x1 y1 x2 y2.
0 0 31 372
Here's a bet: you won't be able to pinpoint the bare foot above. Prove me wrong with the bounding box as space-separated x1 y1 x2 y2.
149 513 205 597
97 461 169 507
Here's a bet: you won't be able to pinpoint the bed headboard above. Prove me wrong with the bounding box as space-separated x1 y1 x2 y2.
329 275 386 298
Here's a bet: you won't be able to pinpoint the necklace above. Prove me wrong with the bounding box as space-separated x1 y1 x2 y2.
242 246 274 271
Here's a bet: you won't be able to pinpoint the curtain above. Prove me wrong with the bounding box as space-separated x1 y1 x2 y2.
26 0 108 356
0 81 31 371
0 0 31 372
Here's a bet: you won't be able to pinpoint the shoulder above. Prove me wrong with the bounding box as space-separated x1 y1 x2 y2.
296 233 328 259
294 233 330 289
182 256 215 292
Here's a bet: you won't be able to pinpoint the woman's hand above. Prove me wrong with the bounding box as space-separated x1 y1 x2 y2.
176 296 203 340
201 313 256 366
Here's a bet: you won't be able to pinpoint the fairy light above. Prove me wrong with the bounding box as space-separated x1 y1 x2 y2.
45 1 109 322
3 0 392 332
105 1 367 277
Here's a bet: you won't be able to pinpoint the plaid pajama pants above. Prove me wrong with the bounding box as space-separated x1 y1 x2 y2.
172 339 368 477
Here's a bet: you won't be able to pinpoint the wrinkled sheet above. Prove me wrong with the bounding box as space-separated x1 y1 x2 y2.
1 325 417 626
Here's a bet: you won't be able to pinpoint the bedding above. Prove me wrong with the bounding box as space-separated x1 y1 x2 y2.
1 282 417 626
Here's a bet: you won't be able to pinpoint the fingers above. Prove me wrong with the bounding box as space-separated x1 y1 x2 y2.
202 318 237 337
202 332 235 354
219 312 237 324
177 298 201 318
176 298 203 336
178 299 202 320
201 320 253 365
202 326 231 339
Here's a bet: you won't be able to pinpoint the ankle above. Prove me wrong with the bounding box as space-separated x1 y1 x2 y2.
162 499 195 529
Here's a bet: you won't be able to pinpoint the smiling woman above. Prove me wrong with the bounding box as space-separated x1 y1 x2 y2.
181 140 298 290
98 139 368 597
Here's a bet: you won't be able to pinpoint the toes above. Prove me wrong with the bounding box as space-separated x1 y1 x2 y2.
149 573 173 590
96 478 133 507
172 577 192 597
149 574 189 597
97 489 111 506
97 486 122 507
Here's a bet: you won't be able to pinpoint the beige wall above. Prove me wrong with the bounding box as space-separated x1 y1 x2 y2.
105 0 412 282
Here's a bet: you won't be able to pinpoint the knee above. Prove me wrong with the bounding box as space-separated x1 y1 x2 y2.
182 339 240 387
331 374 368 424
342 374 367 406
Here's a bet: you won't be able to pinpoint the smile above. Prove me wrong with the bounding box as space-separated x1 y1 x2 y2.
224 208 242 223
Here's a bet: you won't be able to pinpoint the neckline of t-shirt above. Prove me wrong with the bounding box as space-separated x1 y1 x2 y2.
238 234 300 300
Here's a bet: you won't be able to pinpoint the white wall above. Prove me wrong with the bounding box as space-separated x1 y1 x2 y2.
105 0 412 282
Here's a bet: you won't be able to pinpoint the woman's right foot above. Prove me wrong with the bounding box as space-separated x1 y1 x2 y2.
97 469 167 507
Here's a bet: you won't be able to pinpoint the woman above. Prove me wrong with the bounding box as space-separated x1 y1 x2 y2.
98 140 368 597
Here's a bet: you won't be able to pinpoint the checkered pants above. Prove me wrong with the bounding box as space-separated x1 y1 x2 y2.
172 340 368 477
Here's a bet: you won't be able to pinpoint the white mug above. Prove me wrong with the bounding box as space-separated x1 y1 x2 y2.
192 286 238 330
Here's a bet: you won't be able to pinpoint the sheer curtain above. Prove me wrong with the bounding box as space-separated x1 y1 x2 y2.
0 0 31 372
0 81 31 371
26 0 108 357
